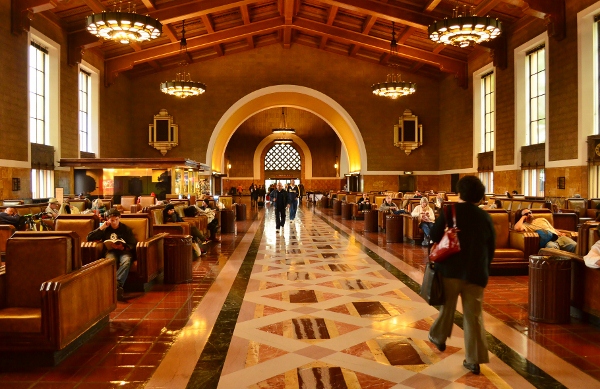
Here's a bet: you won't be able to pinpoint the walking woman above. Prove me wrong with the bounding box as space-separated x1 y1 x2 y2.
427 176 496 375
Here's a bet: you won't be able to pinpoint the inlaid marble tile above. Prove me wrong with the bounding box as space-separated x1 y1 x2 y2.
322 253 340 259
287 272 312 281
289 290 318 303
292 317 330 339
352 301 390 317
297 366 348 389
328 264 352 272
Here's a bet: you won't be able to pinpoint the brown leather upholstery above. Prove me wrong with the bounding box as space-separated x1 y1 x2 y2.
586 199 600 219
139 196 156 208
117 196 138 213
0 235 116 353
563 197 593 225
67 200 88 212
118 213 167 289
487 210 538 270
0 225 15 262
12 231 82 270
521 209 578 240
54 215 103 266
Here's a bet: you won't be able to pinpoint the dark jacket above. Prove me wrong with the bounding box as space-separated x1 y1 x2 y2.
87 222 138 254
0 212 23 228
272 189 289 210
430 202 495 288
287 185 300 201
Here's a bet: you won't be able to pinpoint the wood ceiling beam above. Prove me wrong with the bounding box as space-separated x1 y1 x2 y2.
82 0 104 14
317 0 434 30
148 0 254 25
163 24 179 43
141 0 156 12
214 44 224 57
474 0 503 16
105 17 283 86
67 30 102 65
240 4 251 24
423 0 442 13
397 26 413 45
12 0 62 35
247 36 254 48
502 0 544 18
523 0 565 41
319 36 328 49
201 15 215 34
282 0 294 48
349 44 360 57
362 15 376 34
293 18 466 85
327 6 338 25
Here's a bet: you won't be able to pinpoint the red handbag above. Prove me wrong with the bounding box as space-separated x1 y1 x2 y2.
429 204 461 262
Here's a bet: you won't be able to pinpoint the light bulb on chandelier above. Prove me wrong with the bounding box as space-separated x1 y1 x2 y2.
86 1 162 44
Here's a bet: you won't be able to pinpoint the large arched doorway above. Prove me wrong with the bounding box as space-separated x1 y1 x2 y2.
206 85 366 174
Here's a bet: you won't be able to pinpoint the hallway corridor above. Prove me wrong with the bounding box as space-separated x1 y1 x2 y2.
2 203 600 388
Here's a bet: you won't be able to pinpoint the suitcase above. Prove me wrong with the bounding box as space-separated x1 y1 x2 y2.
258 201 264 207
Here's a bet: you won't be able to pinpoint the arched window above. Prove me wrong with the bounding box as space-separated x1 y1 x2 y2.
265 144 301 170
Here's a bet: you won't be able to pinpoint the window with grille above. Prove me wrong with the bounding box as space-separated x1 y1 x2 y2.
481 71 495 152
265 144 301 170
29 41 48 145
31 168 54 198
526 45 546 145
79 70 91 152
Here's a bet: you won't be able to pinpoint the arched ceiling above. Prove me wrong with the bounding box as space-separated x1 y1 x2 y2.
233 107 337 138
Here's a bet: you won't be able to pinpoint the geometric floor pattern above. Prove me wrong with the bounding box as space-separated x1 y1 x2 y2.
217 208 534 389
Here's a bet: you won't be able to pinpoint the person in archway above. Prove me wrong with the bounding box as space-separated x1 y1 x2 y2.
287 179 300 221
272 182 289 233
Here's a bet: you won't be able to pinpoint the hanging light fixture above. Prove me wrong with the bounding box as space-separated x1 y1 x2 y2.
371 22 416 100
274 139 293 144
160 20 206 98
272 108 295 134
428 0 502 48
86 1 162 44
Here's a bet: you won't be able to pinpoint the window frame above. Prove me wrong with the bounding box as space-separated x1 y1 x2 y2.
264 143 302 171
31 168 54 199
78 61 100 156
526 45 546 145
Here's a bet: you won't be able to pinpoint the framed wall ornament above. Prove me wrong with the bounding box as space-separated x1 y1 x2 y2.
394 109 423 155
149 109 179 155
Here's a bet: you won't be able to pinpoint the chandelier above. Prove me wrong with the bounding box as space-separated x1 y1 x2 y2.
274 139 293 144
160 21 206 98
372 22 416 99
272 108 295 134
428 1 502 48
86 1 162 44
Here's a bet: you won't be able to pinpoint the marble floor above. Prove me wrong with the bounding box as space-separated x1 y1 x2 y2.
2 201 600 388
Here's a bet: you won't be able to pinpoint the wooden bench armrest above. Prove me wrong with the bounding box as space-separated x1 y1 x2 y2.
509 230 540 258
41 258 116 349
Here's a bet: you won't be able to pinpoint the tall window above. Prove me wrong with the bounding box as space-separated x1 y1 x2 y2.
79 70 91 152
265 144 301 170
31 169 54 198
29 41 48 145
527 45 546 145
482 71 495 152
523 168 545 197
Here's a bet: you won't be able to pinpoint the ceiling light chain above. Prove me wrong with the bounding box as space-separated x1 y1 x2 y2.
371 22 417 100
428 0 502 48
86 1 162 45
272 108 296 134
160 20 207 99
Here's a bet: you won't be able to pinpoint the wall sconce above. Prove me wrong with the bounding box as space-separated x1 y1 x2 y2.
394 109 423 155
334 156 339 170
227 162 232 170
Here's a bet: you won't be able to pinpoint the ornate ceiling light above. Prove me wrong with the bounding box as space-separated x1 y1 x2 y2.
86 1 162 44
272 108 296 134
274 139 293 144
371 22 416 100
160 21 206 99
428 1 502 48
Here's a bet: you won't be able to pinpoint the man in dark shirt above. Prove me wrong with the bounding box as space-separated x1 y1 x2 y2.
87 208 137 300
0 207 23 228
272 182 289 233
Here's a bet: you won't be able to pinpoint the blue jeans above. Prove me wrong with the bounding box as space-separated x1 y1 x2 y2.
106 250 132 287
289 199 298 220
420 222 434 238
546 235 577 253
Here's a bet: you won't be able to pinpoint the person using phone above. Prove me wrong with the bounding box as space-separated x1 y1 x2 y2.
87 208 137 301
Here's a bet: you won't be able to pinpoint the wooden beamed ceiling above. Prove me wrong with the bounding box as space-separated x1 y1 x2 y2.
12 0 565 88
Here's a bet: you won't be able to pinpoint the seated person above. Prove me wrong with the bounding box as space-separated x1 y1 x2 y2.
45 198 62 218
87 208 137 301
584 228 600 268
413 190 423 198
164 204 208 249
91 199 108 218
0 207 24 228
514 208 576 253
195 199 220 242
357 193 371 211
435 193 444 209
411 197 435 246
379 195 405 214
